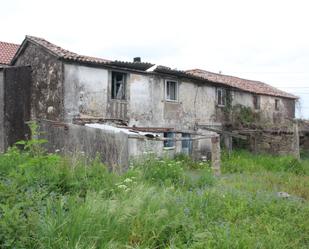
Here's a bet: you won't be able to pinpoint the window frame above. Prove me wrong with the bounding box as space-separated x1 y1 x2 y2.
253 95 261 110
275 99 280 111
111 71 127 100
163 132 175 148
216 87 227 107
181 133 192 154
165 80 179 102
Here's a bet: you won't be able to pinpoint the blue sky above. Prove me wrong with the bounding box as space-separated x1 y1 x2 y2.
1 0 308 118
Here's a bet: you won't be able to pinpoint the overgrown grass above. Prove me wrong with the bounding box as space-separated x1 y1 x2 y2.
222 149 309 175
1 147 309 248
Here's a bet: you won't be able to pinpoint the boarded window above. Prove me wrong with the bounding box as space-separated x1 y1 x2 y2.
164 132 175 147
217 88 226 106
111 72 126 100
165 80 178 101
253 95 260 110
275 99 280 111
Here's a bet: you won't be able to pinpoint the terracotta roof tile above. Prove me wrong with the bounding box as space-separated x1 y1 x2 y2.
25 35 110 64
0 41 20 65
22 36 154 71
186 69 298 99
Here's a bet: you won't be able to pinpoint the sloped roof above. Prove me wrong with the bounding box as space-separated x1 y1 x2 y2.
0 41 20 65
186 69 298 99
21 35 110 65
12 35 154 71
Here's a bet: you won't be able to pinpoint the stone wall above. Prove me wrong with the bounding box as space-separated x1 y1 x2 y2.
249 125 299 158
299 120 309 152
13 42 64 121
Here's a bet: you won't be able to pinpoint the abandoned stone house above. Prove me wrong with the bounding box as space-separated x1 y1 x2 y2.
0 35 300 169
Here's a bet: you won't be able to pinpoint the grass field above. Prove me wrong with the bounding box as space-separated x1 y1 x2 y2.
0 145 309 248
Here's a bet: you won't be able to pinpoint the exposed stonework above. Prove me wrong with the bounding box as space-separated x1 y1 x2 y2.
299 120 309 152
13 42 64 121
247 123 300 158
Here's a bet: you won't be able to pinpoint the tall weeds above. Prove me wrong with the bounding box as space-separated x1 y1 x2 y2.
0 145 309 248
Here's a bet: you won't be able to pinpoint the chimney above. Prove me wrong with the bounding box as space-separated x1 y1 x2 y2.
133 57 141 63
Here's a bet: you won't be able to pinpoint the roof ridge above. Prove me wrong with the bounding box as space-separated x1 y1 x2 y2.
186 68 298 99
25 35 79 57
23 35 113 65
0 41 20 46
187 68 265 84
17 35 156 71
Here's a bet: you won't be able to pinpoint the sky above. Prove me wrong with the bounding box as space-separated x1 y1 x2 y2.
1 0 309 118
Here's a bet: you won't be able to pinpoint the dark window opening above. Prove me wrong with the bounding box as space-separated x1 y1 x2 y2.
275 99 280 111
253 95 260 110
182 133 192 154
163 132 175 147
217 88 226 106
111 72 126 100
166 81 178 101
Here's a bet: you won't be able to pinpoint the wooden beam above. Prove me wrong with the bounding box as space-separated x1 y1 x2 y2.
198 126 247 140
128 135 218 141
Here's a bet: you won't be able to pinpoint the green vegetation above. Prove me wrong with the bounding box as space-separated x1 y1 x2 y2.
1 141 309 248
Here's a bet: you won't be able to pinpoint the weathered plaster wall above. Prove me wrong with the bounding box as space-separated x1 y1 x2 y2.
63 63 109 122
0 70 4 152
39 120 129 171
129 74 157 126
180 81 217 128
13 42 64 121
259 95 295 124
128 135 166 159
232 91 254 107
129 74 217 130
218 90 296 126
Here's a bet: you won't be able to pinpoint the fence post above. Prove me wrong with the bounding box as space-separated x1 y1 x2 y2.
211 136 221 176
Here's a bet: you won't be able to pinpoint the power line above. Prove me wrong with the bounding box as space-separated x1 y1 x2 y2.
230 72 309 74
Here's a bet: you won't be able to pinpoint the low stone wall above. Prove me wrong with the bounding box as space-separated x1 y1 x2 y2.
38 120 129 172
249 125 299 158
